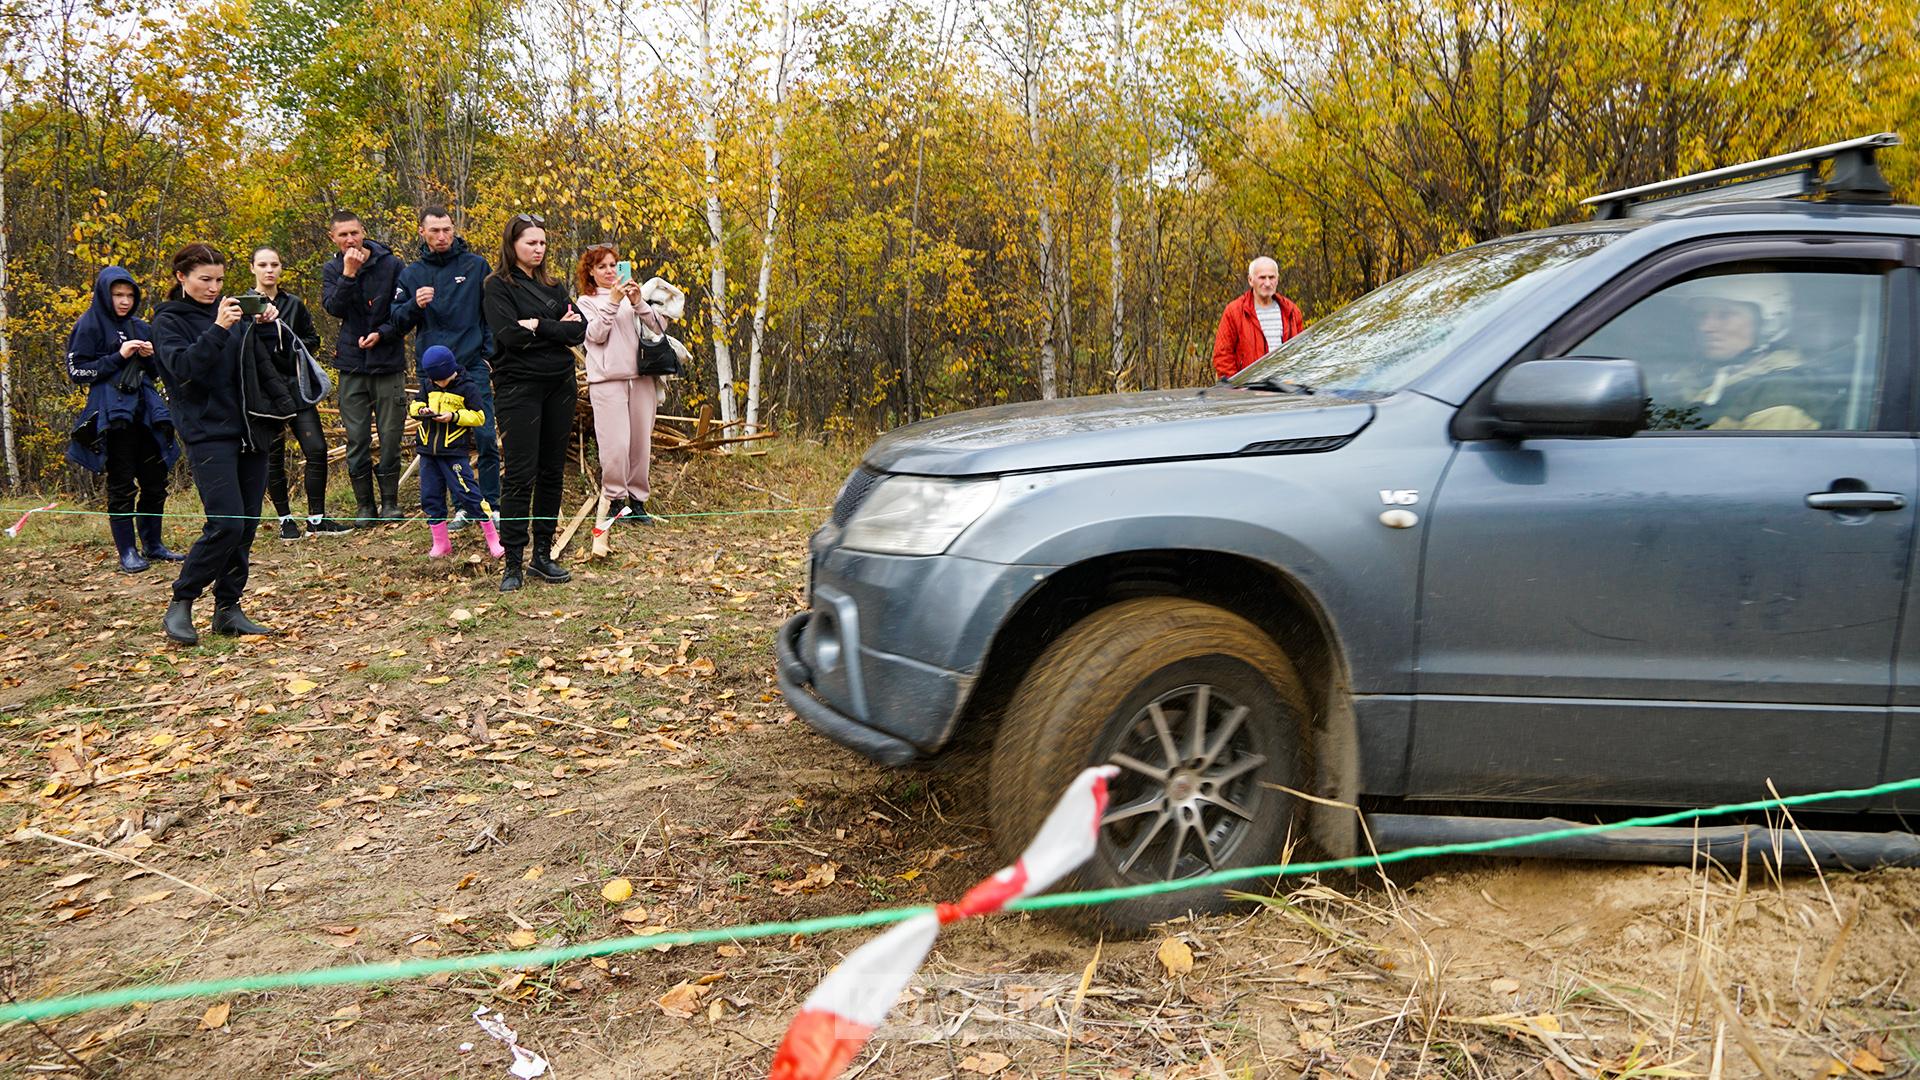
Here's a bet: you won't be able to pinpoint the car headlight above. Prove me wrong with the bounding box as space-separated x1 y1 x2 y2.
841 476 1000 555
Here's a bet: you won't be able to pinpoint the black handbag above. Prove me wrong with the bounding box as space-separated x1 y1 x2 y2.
635 333 683 378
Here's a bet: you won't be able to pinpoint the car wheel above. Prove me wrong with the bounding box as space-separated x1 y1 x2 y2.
989 597 1312 933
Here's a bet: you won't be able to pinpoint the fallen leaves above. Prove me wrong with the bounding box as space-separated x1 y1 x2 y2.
657 973 726 1018
507 929 539 949
1828 1048 1888 1077
768 861 838 896
601 877 634 903
320 925 360 948
199 1001 231 1031
1157 937 1194 977
959 1051 1011 1075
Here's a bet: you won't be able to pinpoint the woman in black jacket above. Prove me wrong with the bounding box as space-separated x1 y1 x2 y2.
247 246 349 540
482 214 586 592
151 243 298 645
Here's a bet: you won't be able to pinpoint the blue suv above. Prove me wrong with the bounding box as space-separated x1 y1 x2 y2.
776 134 1920 928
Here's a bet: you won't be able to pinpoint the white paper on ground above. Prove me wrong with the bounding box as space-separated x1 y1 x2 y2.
471 1006 550 1079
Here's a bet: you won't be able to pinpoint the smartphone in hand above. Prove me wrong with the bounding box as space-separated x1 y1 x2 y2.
237 294 267 319
615 261 632 284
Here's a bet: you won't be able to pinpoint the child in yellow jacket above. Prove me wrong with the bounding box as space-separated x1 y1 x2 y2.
413 346 505 559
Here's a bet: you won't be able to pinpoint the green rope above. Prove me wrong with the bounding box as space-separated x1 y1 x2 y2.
0 506 830 525
2 775 1914 1024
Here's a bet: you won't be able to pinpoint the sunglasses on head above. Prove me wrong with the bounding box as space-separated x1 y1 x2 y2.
514 213 546 226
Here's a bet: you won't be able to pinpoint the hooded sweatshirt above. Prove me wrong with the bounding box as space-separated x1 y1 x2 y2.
320 238 408 374
152 295 299 448
390 237 495 369
482 267 586 382
64 267 178 473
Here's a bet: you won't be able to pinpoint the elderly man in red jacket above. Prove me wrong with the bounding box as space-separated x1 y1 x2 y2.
1212 256 1303 380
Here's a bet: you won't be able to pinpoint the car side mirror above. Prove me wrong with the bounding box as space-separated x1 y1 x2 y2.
1488 358 1647 438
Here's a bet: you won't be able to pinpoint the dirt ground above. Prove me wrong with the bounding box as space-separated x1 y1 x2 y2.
0 444 1915 1079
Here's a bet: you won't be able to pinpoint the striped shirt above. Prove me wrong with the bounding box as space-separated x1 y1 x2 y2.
1254 300 1288 351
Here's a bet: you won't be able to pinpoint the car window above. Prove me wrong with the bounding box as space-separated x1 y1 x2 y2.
1567 261 1888 432
1231 232 1618 392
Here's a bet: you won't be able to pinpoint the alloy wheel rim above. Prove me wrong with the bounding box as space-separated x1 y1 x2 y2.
1098 682 1266 881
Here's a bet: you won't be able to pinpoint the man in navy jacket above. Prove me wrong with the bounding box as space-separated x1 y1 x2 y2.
320 210 409 524
390 206 501 511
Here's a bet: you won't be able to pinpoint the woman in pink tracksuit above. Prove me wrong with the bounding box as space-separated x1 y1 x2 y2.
573 245 680 557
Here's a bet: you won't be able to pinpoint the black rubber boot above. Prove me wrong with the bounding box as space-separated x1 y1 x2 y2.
164 598 198 645
500 554 524 593
111 518 150 574
350 471 378 529
606 498 628 525
528 552 571 583
631 500 659 525
137 515 186 561
377 471 404 522
211 603 276 636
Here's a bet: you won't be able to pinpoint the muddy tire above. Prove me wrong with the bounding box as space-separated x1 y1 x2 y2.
989 597 1312 933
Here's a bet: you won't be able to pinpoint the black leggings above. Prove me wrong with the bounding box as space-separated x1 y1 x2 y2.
173 439 267 607
103 426 169 525
267 408 328 518
495 373 576 558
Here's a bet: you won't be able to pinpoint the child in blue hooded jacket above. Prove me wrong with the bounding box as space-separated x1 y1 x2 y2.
413 345 506 560
65 266 184 573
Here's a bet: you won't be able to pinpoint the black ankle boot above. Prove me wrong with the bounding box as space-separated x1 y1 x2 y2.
211 603 276 636
528 552 571 583
110 519 149 574
500 555 524 593
164 598 198 645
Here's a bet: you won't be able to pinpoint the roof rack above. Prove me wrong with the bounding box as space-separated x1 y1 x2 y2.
1583 132 1902 220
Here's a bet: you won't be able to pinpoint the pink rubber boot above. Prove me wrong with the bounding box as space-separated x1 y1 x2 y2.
479 519 506 559
428 522 453 558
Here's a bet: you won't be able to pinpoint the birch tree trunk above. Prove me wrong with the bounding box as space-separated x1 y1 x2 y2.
698 0 738 426
1106 0 1126 393
744 0 790 436
1019 1 1059 400
0 117 17 489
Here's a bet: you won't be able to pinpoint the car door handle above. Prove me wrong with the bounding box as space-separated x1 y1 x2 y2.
1806 492 1908 512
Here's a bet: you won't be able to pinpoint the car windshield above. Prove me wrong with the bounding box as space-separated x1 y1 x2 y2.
1230 232 1619 392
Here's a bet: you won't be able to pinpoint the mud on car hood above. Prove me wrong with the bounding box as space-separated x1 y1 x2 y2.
863 388 1380 476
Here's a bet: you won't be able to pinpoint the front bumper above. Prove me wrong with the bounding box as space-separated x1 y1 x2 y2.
774 536 1055 763
776 612 926 765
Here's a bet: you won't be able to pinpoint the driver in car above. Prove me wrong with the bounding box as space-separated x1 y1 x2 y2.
1681 275 1827 430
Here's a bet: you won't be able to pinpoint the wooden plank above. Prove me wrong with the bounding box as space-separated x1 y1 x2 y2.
550 490 598 561
692 404 714 443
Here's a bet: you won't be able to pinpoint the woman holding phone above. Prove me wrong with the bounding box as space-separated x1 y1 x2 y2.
151 243 299 644
482 213 586 592
573 245 679 557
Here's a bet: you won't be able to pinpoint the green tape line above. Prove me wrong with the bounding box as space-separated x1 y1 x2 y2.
0 506 830 524
2 775 1914 1024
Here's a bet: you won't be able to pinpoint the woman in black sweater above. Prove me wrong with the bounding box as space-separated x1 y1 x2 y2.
482 213 586 591
150 243 298 644
247 246 349 539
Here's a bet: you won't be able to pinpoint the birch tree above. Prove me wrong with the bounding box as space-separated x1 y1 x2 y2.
1105 0 1126 392
743 0 791 436
1001 0 1061 399
0 114 16 489
696 0 739 426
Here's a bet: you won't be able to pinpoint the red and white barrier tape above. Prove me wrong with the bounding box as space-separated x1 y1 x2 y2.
768 765 1116 1080
4 502 58 538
